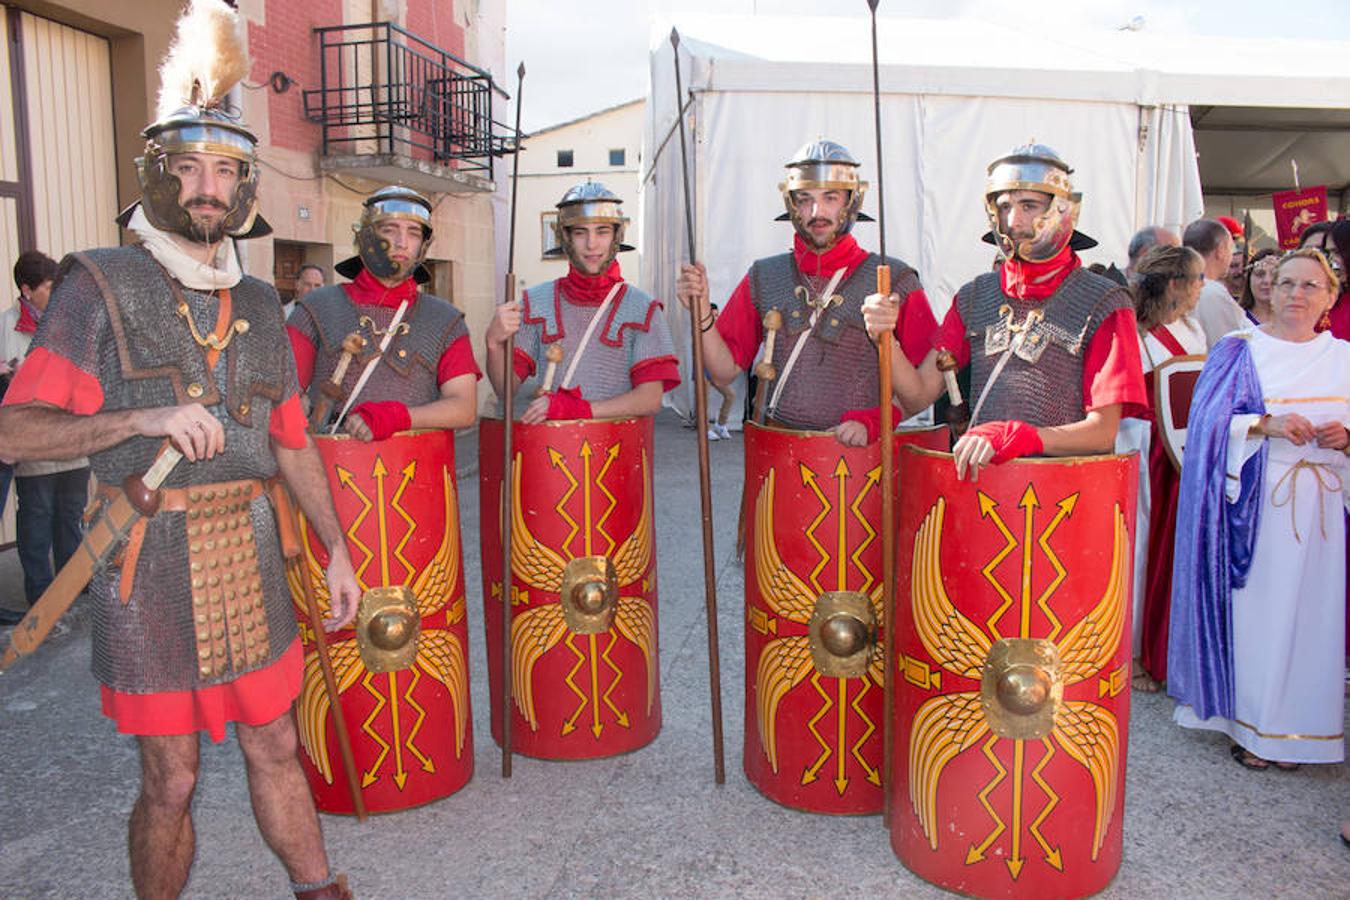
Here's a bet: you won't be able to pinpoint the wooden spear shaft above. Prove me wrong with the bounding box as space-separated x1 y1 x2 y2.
500 61 526 779
672 26 726 785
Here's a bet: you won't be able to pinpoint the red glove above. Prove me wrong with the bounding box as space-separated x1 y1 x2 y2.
839 405 906 444
965 420 1043 463
351 400 411 440
546 387 593 421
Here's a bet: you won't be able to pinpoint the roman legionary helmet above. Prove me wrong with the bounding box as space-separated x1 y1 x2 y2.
546 181 634 270
119 0 270 240
983 143 1096 263
776 139 873 250
335 185 435 284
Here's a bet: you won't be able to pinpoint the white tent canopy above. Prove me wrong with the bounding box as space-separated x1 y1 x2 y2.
641 14 1350 415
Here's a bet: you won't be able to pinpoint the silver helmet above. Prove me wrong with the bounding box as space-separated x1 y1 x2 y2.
547 181 634 272
335 186 435 283
983 143 1084 263
776 139 872 250
120 0 269 241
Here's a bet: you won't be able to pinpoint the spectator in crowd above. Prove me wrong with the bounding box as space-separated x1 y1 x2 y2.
0 251 90 627
284 263 325 319
1125 225 1180 277
1119 245 1206 692
1217 215 1247 299
1169 248 1348 770
1300 219 1350 336
1239 248 1280 325
1183 218 1246 346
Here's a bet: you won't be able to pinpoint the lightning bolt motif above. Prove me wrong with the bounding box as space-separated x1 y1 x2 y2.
359 672 391 786
337 465 376 590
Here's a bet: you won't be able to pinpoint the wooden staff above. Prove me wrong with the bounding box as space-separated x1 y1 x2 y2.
865 0 898 827
672 26 726 785
751 309 782 424
309 333 366 432
534 343 564 397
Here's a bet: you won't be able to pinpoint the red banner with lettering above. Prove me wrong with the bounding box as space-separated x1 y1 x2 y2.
1272 186 1329 249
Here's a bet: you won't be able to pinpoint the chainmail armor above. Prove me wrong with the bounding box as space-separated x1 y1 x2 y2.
956 267 1132 428
748 252 918 431
296 285 467 410
50 247 298 693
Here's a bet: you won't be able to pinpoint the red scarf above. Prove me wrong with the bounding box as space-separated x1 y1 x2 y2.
561 261 624 305
15 298 39 334
341 267 418 309
793 233 870 280
1000 245 1081 301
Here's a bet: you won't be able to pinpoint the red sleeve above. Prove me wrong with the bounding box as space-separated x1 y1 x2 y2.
512 346 536 381
895 287 939 367
287 325 316 392
712 275 761 371
933 299 970 368
436 334 482 385
630 354 681 393
268 393 308 449
1082 308 1148 419
2 346 104 414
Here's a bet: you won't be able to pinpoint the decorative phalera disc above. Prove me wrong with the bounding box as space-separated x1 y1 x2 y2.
560 555 618 634
356 585 421 673
980 639 1063 740
808 590 875 678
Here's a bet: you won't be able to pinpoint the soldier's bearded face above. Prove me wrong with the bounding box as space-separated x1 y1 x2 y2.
792 189 847 249
995 190 1052 243
567 223 616 275
169 152 241 244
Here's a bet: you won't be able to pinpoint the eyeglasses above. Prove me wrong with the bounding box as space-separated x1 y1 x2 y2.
1275 278 1328 295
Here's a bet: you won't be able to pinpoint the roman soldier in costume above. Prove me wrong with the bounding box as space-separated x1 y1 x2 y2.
283 187 481 813
676 141 945 814
881 143 1147 476
479 182 678 759
0 2 358 897
886 144 1147 897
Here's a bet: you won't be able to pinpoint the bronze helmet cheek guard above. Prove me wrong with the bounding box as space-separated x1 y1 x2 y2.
134 144 265 240
336 186 436 284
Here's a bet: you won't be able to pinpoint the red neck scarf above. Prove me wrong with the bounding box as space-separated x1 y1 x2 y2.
342 267 418 309
1000 245 1081 301
793 233 870 279
15 298 40 334
561 261 624 305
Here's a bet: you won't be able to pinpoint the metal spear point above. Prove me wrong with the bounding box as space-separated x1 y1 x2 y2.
500 59 525 779
671 25 727 786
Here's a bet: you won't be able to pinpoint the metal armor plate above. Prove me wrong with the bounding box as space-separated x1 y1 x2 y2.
287 430 472 814
891 447 1138 898
743 421 948 814
479 417 660 760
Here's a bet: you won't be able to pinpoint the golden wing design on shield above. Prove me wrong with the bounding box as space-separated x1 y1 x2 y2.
511 603 569 730
409 470 460 617
508 459 566 593
1053 699 1120 860
866 580 886 686
908 692 990 848
912 497 992 678
611 451 652 588
613 596 657 713
416 627 469 756
754 468 817 625
1056 504 1128 686
297 640 365 783
755 635 816 773
287 518 334 619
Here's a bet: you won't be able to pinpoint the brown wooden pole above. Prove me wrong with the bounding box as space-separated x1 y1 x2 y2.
672 26 726 785
499 62 527 778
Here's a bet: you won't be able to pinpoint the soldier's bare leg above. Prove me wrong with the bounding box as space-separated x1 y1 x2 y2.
130 733 201 900
236 710 332 885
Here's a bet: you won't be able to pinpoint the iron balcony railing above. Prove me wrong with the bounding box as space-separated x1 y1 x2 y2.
303 21 514 178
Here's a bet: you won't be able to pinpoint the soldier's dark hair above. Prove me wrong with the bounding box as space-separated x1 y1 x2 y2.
13 250 57 291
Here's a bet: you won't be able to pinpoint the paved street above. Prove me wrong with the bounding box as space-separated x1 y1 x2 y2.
0 412 1347 898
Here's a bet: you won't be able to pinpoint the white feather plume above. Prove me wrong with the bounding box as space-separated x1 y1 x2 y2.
156 0 250 120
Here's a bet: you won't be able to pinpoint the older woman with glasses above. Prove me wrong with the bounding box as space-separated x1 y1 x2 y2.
1169 248 1349 770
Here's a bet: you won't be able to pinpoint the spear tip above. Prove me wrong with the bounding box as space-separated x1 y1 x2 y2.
670 27 680 48
517 61 526 79
866 0 881 11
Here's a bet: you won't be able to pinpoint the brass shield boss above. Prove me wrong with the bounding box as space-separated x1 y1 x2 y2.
357 586 421 672
980 638 1063 740
560 556 618 634
808 590 875 678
